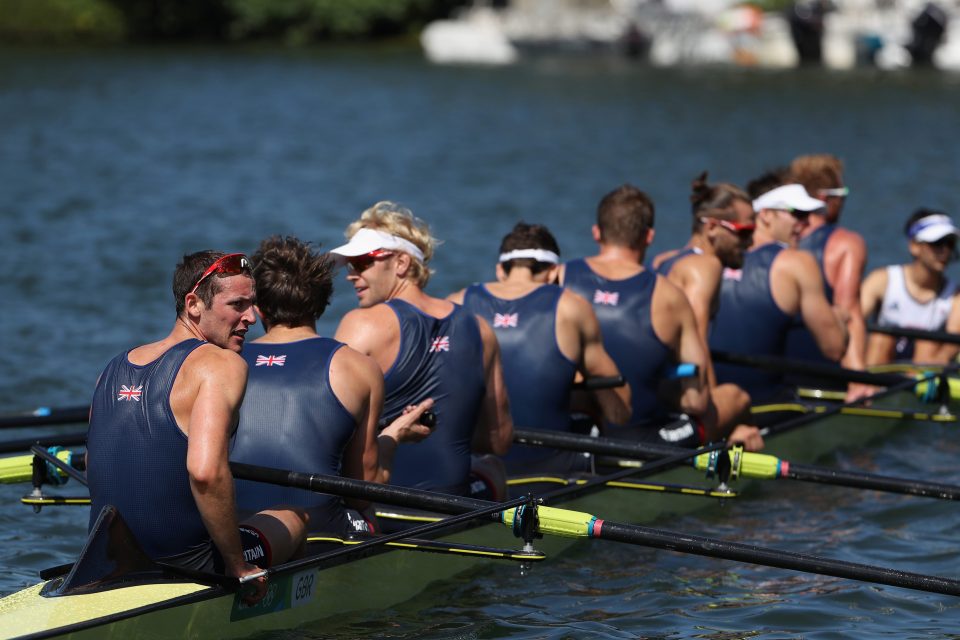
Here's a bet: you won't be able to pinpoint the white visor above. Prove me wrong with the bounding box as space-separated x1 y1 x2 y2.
498 249 560 264
908 215 960 243
329 228 425 264
752 184 826 214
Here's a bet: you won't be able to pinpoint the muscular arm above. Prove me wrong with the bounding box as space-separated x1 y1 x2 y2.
333 347 431 491
826 230 868 370
779 250 848 361
472 316 513 455
334 306 399 374
559 291 631 425
184 348 252 579
652 278 711 420
668 255 722 347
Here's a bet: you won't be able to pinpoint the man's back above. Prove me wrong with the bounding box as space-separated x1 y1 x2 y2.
232 337 359 533
88 339 211 562
366 299 486 493
709 244 793 402
461 283 578 469
563 258 672 427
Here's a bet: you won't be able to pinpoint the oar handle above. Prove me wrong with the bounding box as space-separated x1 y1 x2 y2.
573 376 625 390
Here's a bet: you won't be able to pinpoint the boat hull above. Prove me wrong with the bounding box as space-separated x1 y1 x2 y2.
0 389 946 640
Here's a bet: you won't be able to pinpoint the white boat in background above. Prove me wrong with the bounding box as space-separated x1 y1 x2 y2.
420 0 960 71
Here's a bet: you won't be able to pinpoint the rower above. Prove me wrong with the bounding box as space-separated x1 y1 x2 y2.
786 154 869 400
230 236 433 535
861 209 960 365
332 202 513 499
650 172 762 450
709 184 848 403
449 222 631 475
560 184 722 448
85 251 307 604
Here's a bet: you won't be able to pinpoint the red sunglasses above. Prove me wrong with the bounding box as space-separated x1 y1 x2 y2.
190 253 251 295
346 249 394 274
701 217 756 238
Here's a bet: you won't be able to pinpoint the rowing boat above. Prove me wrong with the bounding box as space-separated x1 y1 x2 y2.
0 375 956 640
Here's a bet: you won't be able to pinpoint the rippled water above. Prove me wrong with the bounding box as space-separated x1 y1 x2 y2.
2 45 960 637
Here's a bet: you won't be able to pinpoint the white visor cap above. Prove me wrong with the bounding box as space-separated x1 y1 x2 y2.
329 228 425 264
752 184 826 214
908 214 960 243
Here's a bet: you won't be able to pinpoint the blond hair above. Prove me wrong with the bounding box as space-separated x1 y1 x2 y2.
345 201 437 287
790 154 844 194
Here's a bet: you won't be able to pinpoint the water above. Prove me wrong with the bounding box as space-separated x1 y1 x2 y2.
2 45 960 637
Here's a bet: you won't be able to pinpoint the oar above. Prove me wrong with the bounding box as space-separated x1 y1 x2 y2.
232 461 960 598
762 368 955 438
0 431 87 455
515 505 960 598
573 376 624 390
513 428 960 501
751 401 957 423
867 323 960 345
0 405 88 429
711 350 908 387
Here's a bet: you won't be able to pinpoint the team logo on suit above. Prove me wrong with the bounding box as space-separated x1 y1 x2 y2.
593 290 619 306
493 313 519 328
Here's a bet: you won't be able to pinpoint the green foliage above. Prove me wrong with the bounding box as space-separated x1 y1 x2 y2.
224 0 456 42
0 0 126 42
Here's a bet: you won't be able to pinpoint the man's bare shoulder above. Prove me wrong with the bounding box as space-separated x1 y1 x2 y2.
329 343 379 400
675 252 722 277
775 247 819 272
828 226 868 256
186 342 247 377
650 248 681 270
652 272 694 313
446 288 467 304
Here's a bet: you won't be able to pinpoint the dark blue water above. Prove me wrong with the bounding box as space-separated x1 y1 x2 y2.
2 45 960 637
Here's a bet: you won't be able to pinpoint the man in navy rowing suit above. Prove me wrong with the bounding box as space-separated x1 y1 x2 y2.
86 251 307 604
709 184 848 403
333 202 513 499
231 236 433 535
650 173 762 450
561 184 734 448
448 222 631 475
861 209 960 365
787 154 870 400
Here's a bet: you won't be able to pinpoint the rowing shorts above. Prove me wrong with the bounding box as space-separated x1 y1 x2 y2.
159 525 271 573
239 525 271 569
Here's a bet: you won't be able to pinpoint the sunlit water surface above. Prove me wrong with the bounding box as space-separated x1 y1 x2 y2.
2 45 960 638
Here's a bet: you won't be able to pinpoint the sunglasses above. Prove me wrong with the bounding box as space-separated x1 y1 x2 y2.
702 217 756 238
346 249 394 274
190 253 250 295
820 186 850 198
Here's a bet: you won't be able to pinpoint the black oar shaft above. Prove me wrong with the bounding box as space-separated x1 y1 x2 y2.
711 350 906 387
0 431 88 455
868 323 960 346
230 463 492 514
597 521 960 597
514 428 672 461
784 463 960 500
0 406 89 429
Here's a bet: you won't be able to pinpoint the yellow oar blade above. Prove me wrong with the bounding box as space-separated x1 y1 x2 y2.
0 450 73 484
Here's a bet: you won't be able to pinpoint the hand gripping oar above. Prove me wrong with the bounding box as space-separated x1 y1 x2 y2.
762 366 958 438
0 405 89 429
230 462 960 598
513 428 960 501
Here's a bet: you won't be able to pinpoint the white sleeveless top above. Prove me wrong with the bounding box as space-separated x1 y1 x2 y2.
877 265 956 330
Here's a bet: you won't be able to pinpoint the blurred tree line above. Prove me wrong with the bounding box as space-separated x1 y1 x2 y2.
0 0 465 43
